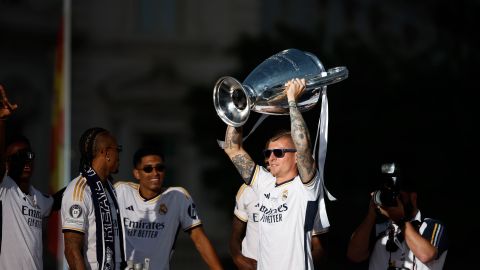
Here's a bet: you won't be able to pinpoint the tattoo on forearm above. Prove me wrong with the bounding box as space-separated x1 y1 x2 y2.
225 126 242 150
289 101 315 180
231 154 255 182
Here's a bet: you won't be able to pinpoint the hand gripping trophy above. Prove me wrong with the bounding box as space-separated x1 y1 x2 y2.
213 48 348 127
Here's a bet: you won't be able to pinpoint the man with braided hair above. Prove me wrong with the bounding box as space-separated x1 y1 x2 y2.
61 127 127 270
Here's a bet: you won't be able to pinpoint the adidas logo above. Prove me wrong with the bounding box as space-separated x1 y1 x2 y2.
126 205 134 211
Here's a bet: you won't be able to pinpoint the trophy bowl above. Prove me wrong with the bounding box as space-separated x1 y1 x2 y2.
213 48 348 127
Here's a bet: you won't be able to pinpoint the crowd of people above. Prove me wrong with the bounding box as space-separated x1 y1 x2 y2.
0 79 448 270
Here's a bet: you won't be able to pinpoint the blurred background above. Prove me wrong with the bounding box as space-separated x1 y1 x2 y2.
1 0 477 269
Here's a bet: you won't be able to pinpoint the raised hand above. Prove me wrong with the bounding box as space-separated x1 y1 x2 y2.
285 78 306 102
0 84 18 119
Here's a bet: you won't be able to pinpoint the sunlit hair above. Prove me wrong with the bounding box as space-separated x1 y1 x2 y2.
266 130 292 147
78 127 110 172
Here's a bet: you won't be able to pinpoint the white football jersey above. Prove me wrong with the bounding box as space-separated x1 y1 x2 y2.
0 175 53 269
249 166 321 270
234 183 260 260
114 181 202 270
61 174 123 270
234 180 328 261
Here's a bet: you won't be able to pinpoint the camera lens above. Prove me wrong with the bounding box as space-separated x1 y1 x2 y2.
372 189 398 207
373 190 383 206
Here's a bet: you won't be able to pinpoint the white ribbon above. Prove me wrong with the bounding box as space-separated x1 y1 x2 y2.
313 89 336 230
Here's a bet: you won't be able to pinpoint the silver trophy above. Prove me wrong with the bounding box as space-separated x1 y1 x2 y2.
213 48 348 127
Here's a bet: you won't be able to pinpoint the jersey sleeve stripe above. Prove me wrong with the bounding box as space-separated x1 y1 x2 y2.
234 212 248 222
183 221 203 232
430 223 439 245
73 179 82 201
249 166 260 186
73 178 87 202
62 227 85 234
235 184 248 200
303 171 319 187
431 223 444 247
312 227 329 235
74 179 81 201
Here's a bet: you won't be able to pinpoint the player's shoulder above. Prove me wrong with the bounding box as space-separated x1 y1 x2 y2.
164 186 192 199
114 180 139 191
0 175 15 189
421 217 447 235
31 185 52 200
63 175 89 202
236 183 253 198
423 217 445 226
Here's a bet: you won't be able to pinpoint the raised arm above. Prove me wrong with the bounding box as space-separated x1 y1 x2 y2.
285 78 316 183
223 126 256 184
0 85 18 178
346 197 377 263
189 226 224 270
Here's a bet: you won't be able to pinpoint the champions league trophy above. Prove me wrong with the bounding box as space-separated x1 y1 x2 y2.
213 48 348 127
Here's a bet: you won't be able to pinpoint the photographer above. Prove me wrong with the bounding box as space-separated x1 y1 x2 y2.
346 162 448 270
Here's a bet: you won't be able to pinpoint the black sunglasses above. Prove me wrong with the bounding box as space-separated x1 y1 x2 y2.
8 150 35 161
263 148 297 159
139 164 165 173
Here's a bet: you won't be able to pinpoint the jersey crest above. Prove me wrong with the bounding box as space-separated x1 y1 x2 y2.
159 203 168 215
69 204 83 218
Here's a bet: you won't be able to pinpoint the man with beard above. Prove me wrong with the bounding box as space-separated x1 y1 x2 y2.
346 162 448 270
61 127 126 270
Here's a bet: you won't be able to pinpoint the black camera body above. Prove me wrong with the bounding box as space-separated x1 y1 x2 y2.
372 162 401 207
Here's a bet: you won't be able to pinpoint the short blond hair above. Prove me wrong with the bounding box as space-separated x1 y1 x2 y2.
265 130 292 148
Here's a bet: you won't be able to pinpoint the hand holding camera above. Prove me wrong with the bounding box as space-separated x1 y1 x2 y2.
372 163 407 225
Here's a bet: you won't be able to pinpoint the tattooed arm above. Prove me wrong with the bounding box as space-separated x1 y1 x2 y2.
285 78 316 183
224 126 256 184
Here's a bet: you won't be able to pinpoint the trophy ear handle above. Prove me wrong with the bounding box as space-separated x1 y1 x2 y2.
213 76 251 127
307 66 349 88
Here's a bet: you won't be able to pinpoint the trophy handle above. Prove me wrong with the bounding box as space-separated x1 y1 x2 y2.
213 76 251 127
307 66 349 88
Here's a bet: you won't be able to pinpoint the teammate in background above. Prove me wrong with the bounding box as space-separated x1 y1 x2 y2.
61 127 126 270
0 85 55 269
223 78 322 270
114 147 223 270
230 184 328 270
230 156 329 270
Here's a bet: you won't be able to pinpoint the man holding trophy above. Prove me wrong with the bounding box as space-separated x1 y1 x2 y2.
223 78 321 270
215 49 347 269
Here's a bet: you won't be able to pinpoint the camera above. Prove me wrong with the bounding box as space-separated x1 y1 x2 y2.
372 162 401 207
